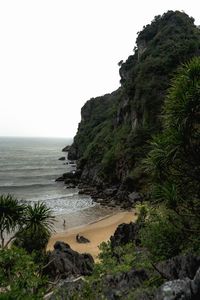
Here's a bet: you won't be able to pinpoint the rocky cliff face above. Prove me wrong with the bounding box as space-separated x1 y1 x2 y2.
68 10 200 197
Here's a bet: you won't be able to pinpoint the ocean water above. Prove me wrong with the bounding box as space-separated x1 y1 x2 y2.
0 137 95 216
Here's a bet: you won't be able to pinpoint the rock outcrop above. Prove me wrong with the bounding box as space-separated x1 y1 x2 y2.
156 267 200 300
110 222 140 248
46 241 94 279
66 11 200 202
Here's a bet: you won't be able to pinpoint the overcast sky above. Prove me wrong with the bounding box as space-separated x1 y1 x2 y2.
0 0 199 138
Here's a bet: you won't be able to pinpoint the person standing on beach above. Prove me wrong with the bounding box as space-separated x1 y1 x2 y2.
63 219 66 228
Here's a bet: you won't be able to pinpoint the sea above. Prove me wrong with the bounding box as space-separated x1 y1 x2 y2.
0 137 117 231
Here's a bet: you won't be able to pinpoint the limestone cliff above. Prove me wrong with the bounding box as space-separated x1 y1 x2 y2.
68 10 200 195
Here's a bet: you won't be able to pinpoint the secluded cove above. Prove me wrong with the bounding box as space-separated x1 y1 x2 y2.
48 210 136 260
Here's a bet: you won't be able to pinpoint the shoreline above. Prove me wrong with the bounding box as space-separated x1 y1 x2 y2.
47 210 136 260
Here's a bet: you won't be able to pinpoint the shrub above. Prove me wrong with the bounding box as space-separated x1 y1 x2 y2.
140 208 184 261
0 247 46 299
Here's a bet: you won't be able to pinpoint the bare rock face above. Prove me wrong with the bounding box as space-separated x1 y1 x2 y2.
46 241 94 279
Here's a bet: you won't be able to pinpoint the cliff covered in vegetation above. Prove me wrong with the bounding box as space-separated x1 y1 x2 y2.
68 10 200 198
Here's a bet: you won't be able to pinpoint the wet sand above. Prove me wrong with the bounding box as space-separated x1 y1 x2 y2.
48 210 136 260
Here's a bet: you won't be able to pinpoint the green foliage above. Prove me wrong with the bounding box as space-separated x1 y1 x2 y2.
143 57 200 259
0 194 26 248
14 202 55 254
140 207 184 261
0 194 55 255
0 247 46 299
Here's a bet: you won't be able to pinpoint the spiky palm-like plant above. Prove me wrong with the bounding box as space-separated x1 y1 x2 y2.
0 194 25 248
14 202 55 253
146 57 200 201
143 57 200 253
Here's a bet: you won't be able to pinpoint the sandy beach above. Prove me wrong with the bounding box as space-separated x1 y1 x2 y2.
47 211 136 260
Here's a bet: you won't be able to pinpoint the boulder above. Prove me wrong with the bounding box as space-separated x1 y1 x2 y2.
76 234 90 243
104 188 118 197
65 184 76 189
62 145 71 152
128 191 142 203
79 187 96 195
63 170 81 179
110 222 140 248
46 241 94 279
55 176 64 182
59 157 66 161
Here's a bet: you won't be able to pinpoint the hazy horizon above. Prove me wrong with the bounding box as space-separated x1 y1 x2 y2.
1 0 200 138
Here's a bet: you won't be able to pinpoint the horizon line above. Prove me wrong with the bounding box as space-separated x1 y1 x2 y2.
0 135 73 139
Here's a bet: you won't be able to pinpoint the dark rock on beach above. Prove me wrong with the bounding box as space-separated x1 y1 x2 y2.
46 241 94 279
76 234 90 244
110 222 140 248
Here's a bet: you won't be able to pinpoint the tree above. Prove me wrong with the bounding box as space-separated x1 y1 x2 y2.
0 195 55 253
144 57 200 253
14 202 55 254
0 194 25 249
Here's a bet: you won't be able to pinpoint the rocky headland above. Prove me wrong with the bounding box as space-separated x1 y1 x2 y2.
51 10 200 299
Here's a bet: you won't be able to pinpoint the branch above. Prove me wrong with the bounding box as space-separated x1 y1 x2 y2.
4 234 17 249
151 262 170 280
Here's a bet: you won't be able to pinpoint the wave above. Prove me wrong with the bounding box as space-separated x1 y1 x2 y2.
29 192 79 202
0 165 67 171
0 182 56 189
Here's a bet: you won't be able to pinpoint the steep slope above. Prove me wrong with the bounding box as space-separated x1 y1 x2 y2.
68 10 200 197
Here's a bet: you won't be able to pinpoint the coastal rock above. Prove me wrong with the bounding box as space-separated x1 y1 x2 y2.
47 241 94 279
58 156 65 161
78 187 96 195
65 183 76 189
62 145 71 152
104 188 118 197
156 254 200 280
63 170 81 179
110 222 140 248
128 191 142 204
67 145 77 160
55 176 64 182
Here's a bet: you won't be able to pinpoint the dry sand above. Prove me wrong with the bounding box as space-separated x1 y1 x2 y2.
47 211 136 260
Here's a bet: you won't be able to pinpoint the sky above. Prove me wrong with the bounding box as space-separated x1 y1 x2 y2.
0 0 200 138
